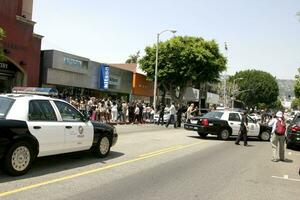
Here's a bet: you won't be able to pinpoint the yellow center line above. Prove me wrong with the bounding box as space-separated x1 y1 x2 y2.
0 141 204 197
138 144 183 157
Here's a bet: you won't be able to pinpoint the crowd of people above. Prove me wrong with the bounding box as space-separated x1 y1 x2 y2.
66 96 156 124
64 96 203 125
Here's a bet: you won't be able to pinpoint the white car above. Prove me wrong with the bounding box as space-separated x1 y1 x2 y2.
0 94 118 176
154 111 177 124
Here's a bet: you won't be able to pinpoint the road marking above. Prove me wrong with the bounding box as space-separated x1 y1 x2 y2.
138 145 183 157
0 141 204 197
271 176 300 182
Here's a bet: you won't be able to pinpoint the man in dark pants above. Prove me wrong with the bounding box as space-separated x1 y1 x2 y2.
176 104 183 128
157 104 165 125
235 111 248 146
166 102 177 128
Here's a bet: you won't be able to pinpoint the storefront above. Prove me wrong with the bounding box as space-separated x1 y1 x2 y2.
40 50 97 98
98 64 133 102
131 73 153 103
40 50 133 101
0 0 42 92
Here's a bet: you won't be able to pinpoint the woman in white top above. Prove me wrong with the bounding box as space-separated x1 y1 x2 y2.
111 102 118 123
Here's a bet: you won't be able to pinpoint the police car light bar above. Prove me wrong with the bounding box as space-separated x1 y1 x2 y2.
12 87 58 96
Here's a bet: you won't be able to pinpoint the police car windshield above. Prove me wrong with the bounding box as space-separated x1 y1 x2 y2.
202 111 224 119
0 97 15 118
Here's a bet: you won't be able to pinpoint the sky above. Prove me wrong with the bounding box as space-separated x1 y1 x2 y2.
32 0 300 80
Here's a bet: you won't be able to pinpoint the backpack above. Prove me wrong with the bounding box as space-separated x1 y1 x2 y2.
275 119 286 135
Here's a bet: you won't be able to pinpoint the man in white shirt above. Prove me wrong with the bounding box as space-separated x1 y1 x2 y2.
166 102 177 128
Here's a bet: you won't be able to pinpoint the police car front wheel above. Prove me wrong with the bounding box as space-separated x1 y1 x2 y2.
3 141 35 176
92 134 111 158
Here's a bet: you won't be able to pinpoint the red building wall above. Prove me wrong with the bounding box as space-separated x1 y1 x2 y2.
0 0 42 87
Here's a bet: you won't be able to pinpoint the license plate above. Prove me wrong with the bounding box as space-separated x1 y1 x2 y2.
193 127 198 130
191 120 198 124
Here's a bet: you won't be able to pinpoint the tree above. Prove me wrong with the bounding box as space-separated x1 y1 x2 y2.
125 51 140 64
139 36 227 104
291 98 300 110
0 27 5 61
294 67 300 98
229 70 279 109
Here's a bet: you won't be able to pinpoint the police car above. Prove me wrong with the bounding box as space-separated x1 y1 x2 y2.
0 93 118 176
184 110 271 141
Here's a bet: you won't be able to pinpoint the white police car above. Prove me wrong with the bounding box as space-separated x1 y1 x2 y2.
0 94 118 176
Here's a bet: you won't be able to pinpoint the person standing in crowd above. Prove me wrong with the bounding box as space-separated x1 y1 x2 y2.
128 102 135 124
138 102 144 124
186 103 196 121
150 106 155 123
134 104 140 124
166 102 177 128
122 101 127 123
111 102 118 123
268 111 286 162
176 104 184 128
79 98 86 115
157 103 165 126
235 111 248 146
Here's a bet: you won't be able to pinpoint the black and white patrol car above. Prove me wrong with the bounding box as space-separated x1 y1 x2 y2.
0 94 118 176
184 110 271 141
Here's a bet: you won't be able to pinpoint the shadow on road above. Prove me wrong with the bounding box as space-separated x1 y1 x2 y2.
187 135 264 142
0 151 124 183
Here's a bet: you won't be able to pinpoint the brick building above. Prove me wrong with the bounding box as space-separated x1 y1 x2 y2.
0 0 42 92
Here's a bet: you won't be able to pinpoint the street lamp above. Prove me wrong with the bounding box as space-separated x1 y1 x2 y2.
153 29 177 112
232 78 244 109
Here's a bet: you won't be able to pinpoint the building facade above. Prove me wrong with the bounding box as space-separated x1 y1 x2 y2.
40 50 133 101
0 0 42 93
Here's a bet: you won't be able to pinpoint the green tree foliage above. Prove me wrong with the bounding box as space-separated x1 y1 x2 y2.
294 68 300 98
139 36 227 104
125 51 140 64
0 27 5 61
229 70 279 108
291 98 300 110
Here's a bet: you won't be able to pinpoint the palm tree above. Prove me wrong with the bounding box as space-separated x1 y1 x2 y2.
125 51 140 64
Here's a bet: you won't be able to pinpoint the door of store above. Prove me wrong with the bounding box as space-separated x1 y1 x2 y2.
0 74 13 93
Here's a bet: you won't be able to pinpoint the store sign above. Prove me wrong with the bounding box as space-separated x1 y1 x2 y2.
64 57 82 68
0 62 8 70
109 75 121 86
99 64 110 89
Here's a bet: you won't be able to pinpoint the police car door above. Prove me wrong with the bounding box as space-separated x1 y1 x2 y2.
228 112 241 136
53 100 93 152
27 100 65 157
247 116 260 136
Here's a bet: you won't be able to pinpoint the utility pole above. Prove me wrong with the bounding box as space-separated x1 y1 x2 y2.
224 42 228 108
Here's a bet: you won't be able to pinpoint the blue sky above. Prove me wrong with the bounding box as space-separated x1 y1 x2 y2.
32 0 300 79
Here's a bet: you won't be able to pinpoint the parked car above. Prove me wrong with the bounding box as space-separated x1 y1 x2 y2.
153 111 177 124
286 113 300 149
0 94 118 176
184 110 271 141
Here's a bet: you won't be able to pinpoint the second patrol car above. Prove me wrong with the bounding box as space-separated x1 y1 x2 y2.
184 110 271 141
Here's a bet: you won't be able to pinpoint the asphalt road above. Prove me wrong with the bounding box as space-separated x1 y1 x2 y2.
0 124 300 200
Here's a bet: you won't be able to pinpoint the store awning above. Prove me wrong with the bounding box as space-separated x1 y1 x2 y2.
12 87 58 96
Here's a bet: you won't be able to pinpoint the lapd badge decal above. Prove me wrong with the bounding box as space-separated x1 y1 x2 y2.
78 126 84 138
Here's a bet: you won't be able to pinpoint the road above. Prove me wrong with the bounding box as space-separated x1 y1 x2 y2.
0 124 300 200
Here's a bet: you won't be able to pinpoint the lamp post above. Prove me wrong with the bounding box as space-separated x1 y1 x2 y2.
153 29 177 112
232 78 244 109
